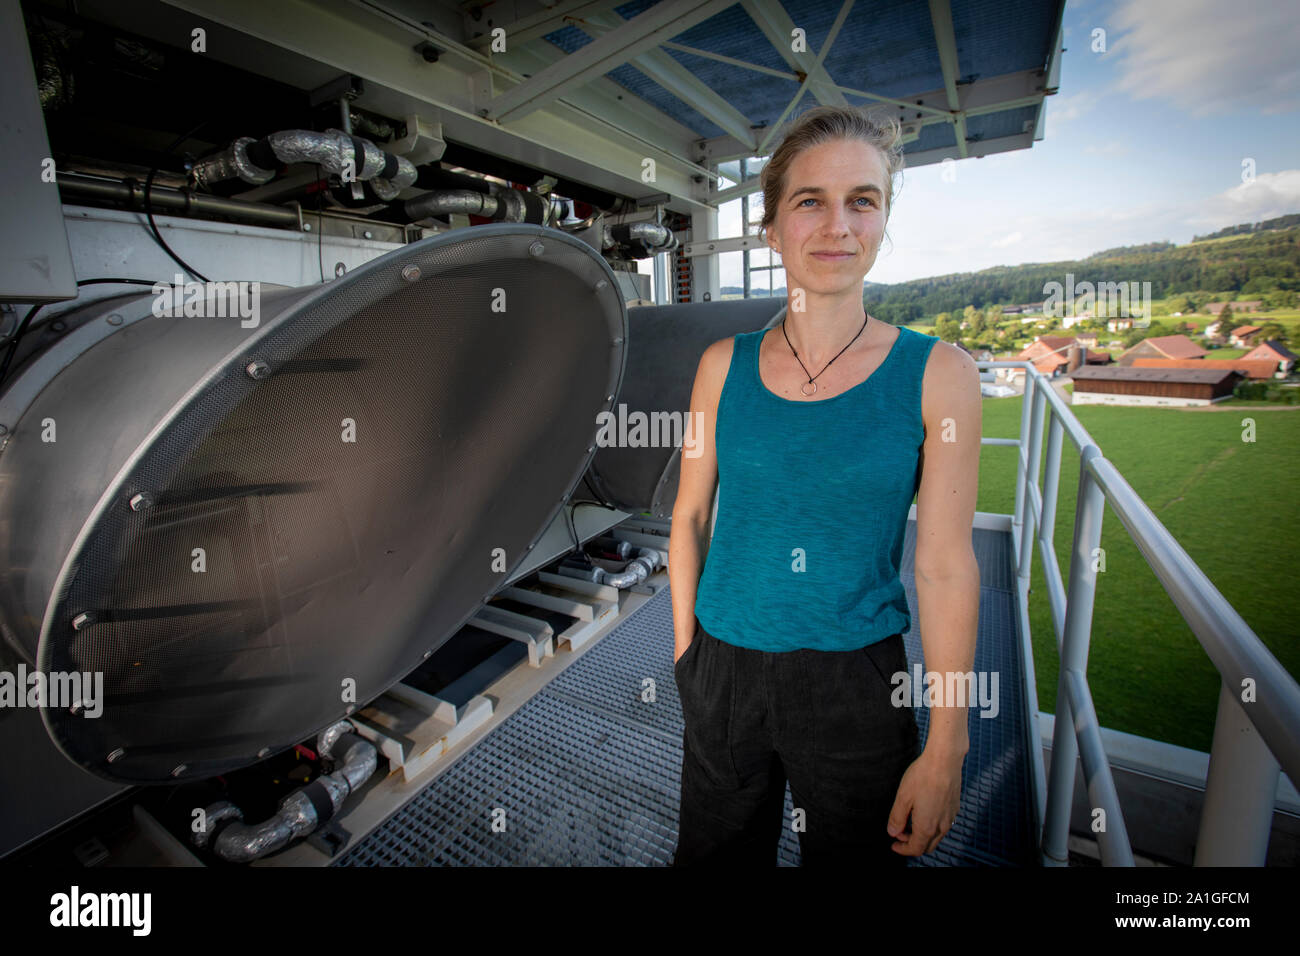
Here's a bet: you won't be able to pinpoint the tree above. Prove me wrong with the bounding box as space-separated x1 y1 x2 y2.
1217 306 1237 339
1257 321 1289 345
934 316 962 343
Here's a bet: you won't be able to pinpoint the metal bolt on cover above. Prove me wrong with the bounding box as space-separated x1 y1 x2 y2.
401 264 421 281
246 360 270 379
529 241 545 256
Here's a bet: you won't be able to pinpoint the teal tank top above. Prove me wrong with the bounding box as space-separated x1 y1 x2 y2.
693 323 939 652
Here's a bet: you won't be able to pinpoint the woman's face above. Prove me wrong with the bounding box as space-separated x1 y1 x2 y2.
765 137 889 298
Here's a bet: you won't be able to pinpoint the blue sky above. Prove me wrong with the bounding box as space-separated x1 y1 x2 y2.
704 0 1300 288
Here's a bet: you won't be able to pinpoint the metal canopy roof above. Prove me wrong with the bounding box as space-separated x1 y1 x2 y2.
486 0 1065 167
151 0 1063 216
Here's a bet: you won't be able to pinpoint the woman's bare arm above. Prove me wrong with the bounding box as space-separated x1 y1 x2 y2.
913 340 981 757
667 337 732 662
887 340 981 857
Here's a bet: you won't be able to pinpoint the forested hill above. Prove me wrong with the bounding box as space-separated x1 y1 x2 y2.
860 223 1300 326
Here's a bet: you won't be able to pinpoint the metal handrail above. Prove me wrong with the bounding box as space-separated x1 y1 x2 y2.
975 360 1300 866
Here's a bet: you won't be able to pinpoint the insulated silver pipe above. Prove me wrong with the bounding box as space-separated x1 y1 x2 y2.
192 129 418 198
192 720 378 864
598 547 661 589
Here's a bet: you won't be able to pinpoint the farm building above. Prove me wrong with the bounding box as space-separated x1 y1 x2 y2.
1117 334 1207 366
1132 357 1277 380
1205 301 1263 314
1241 340 1298 377
1229 325 1263 347
1070 366 1242 406
1013 335 1113 378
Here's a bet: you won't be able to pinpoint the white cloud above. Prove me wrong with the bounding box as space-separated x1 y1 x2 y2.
871 168 1300 283
1180 169 1300 228
1043 89 1097 133
1109 0 1300 116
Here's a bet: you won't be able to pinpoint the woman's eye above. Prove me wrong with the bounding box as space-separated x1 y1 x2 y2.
798 197 875 207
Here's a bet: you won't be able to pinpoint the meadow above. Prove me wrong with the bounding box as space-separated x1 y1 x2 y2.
976 394 1298 753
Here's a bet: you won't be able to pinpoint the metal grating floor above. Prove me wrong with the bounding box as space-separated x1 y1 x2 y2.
337 521 1037 866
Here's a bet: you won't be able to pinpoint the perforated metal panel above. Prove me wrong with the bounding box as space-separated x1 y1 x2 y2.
338 522 1036 866
0 223 625 784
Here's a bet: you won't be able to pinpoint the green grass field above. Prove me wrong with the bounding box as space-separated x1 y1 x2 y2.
975 395 1298 753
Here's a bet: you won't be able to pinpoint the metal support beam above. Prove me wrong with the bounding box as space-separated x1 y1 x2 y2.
756 0 857 156
926 0 967 158
741 0 850 109
577 12 760 150
462 0 627 50
486 0 736 124
1195 681 1282 865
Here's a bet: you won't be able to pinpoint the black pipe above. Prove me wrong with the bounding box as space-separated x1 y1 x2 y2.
57 173 301 227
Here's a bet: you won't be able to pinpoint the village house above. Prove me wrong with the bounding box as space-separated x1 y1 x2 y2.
1229 325 1262 347
1004 334 1113 384
1240 339 1298 377
1117 334 1207 366
1204 300 1263 315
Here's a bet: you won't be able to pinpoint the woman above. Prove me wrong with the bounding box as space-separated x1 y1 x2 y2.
667 105 980 867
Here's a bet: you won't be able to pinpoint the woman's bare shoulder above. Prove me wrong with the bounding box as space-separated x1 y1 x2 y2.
693 334 739 403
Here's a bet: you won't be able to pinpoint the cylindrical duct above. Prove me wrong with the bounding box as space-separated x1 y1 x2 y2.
0 223 626 784
583 297 786 517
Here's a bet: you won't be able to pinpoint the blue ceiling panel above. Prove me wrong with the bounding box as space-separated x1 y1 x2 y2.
964 105 1039 142
815 0 949 100
951 0 1060 79
539 0 1063 162
909 117 958 152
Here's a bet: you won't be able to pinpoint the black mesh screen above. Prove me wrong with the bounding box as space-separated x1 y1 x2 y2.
38 225 624 782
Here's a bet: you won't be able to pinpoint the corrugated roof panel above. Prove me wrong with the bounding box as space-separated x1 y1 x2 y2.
539 0 1062 159
965 105 1039 141
818 0 949 100
952 0 1059 78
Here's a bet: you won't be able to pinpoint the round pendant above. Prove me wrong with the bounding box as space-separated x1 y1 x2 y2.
801 381 817 396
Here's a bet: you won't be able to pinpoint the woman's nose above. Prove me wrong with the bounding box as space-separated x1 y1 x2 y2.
820 205 851 236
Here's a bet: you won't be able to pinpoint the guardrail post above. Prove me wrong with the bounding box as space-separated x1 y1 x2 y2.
1042 445 1105 865
1194 681 1281 865
1017 377 1046 587
1012 370 1034 565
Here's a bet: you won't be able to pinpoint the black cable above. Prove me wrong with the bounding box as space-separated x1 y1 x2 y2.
316 165 325 283
581 471 614 509
144 121 211 283
563 498 624 555
0 278 167 388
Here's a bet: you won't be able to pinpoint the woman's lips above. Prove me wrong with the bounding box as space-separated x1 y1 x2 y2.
812 251 854 259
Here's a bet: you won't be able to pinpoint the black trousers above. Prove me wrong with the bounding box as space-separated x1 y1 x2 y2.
671 618 919 866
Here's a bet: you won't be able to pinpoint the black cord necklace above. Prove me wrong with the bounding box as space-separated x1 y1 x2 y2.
782 311 870 396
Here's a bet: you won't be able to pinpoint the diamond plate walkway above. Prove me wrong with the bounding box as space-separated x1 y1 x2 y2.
337 521 1038 866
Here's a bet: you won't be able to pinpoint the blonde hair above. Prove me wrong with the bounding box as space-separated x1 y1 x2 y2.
757 106 905 243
